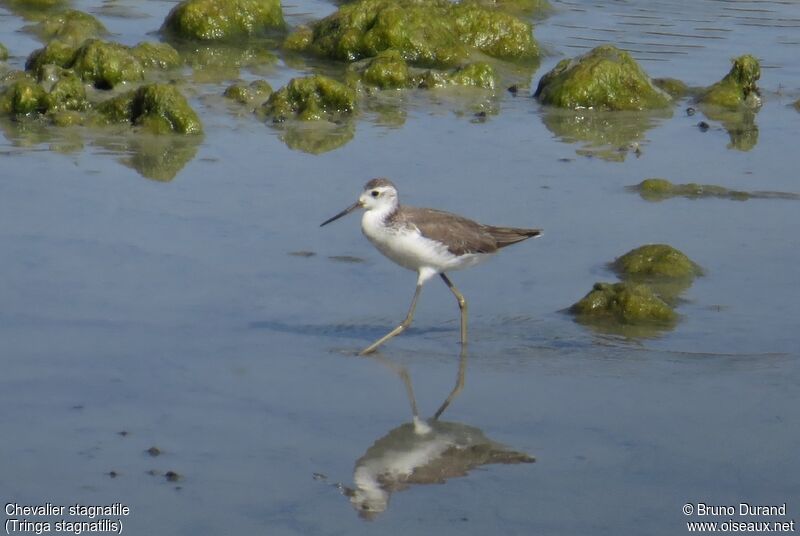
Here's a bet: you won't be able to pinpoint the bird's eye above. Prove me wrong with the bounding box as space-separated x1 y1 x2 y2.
370 190 380 198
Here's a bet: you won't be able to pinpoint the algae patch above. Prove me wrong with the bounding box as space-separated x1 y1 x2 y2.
569 244 703 337
97 83 203 135
262 75 356 122
224 79 273 106
534 45 670 111
285 0 539 67
631 178 800 202
162 0 285 41
698 55 761 110
612 244 702 281
570 281 677 325
27 39 181 89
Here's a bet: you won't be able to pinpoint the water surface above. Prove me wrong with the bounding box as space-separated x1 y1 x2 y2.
1 1 799 534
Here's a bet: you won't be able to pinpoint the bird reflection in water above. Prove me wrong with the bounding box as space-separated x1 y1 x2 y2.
340 349 535 519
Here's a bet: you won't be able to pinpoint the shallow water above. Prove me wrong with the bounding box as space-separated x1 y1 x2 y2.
1 1 799 534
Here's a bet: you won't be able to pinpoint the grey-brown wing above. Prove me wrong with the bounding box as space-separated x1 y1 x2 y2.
397 207 499 256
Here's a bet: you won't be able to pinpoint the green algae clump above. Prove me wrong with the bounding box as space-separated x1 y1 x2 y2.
534 45 671 111
288 0 538 66
633 178 750 202
362 50 412 89
1 43 9 61
44 70 88 112
27 9 107 46
612 244 702 281
224 79 273 105
71 39 145 89
162 0 285 41
131 42 182 70
25 40 77 74
0 77 48 115
263 75 356 121
698 55 761 110
570 282 676 325
98 84 202 135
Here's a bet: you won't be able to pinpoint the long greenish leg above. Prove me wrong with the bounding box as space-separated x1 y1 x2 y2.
360 284 423 355
440 273 468 345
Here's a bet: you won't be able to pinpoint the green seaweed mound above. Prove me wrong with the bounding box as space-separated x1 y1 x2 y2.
25 40 76 73
27 9 107 46
263 75 356 121
633 178 751 202
97 83 203 134
362 50 412 89
286 0 538 66
224 79 273 105
570 282 676 325
534 45 670 111
0 70 89 117
612 244 702 280
70 39 145 89
0 77 48 115
356 50 498 90
43 70 88 112
26 39 181 89
130 42 182 70
698 55 761 110
0 43 8 61
162 0 285 41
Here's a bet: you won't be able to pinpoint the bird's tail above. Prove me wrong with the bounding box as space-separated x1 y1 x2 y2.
488 226 542 249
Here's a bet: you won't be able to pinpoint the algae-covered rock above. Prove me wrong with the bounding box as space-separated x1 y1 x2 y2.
358 51 497 90
534 45 671 111
130 42 181 70
612 244 702 280
25 40 77 75
71 39 145 89
631 178 800 202
162 0 285 41
697 55 761 110
43 70 88 112
0 77 48 115
224 79 273 105
633 178 749 201
288 0 538 66
26 9 107 46
263 75 356 121
98 83 202 134
0 43 8 61
362 50 412 89
417 61 498 89
570 281 676 325
27 39 178 85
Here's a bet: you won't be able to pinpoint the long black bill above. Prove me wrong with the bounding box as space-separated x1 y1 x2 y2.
320 201 361 227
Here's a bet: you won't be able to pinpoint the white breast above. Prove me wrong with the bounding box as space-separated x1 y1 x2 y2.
361 209 488 277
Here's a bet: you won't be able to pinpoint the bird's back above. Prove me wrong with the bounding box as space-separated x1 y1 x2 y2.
391 206 541 256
